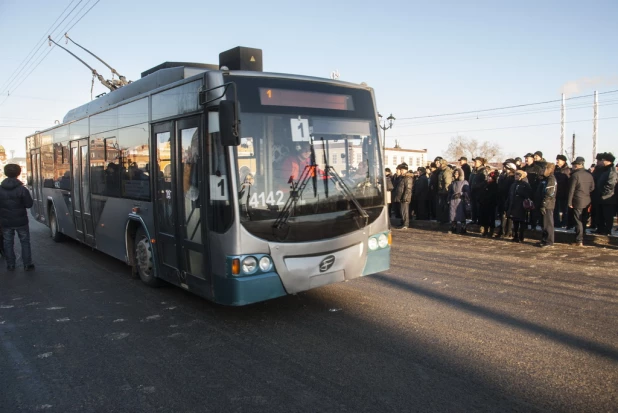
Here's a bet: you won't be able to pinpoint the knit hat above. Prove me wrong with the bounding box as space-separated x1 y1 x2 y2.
556 155 567 162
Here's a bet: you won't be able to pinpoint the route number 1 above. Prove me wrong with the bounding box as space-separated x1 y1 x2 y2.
210 175 228 200
290 118 310 142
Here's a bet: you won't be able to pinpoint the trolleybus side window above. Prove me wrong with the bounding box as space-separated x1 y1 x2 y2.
118 123 150 200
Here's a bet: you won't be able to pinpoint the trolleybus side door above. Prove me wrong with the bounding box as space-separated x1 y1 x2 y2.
29 148 43 221
70 139 95 246
153 117 209 287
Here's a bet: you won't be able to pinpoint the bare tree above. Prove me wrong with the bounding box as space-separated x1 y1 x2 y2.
444 136 503 162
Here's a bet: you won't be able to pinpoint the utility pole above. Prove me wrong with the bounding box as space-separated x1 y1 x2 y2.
593 90 598 161
560 93 565 156
572 133 576 161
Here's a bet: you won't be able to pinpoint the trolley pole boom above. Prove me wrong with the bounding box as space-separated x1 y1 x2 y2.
64 33 130 86
48 36 118 92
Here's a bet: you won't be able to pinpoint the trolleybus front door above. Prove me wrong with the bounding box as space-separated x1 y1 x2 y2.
29 148 44 221
70 139 95 246
153 117 208 287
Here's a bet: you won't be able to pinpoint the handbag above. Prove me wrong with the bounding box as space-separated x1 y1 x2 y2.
523 198 535 211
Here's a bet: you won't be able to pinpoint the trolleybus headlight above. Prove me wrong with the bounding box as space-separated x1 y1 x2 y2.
242 256 258 274
368 237 379 251
378 234 388 249
259 256 273 272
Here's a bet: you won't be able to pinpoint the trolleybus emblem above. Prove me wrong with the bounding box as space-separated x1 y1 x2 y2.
319 255 336 272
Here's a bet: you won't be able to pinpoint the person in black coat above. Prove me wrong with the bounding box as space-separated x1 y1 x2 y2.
0 164 35 271
429 162 440 220
535 163 557 247
458 156 472 182
595 153 618 235
479 169 499 237
553 155 571 228
393 164 414 229
413 167 430 220
496 162 516 238
506 170 532 242
589 152 605 230
568 157 595 246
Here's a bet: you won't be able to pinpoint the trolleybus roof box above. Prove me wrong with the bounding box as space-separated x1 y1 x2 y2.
219 47 262 72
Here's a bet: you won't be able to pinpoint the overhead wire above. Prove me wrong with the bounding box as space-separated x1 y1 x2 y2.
0 0 99 108
388 116 618 139
0 0 84 97
395 89 618 121
0 0 80 95
395 99 618 127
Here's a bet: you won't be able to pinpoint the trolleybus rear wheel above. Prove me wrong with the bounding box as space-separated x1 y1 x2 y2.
49 207 64 242
134 227 161 287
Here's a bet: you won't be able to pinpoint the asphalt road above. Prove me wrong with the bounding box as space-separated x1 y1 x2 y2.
1 219 617 413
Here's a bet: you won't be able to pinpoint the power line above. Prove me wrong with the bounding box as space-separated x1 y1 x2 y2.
396 89 618 121
388 116 618 138
395 99 618 127
0 0 80 95
0 0 100 109
0 0 85 97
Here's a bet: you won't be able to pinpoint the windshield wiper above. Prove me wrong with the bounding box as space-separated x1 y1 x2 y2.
273 140 318 230
325 166 369 227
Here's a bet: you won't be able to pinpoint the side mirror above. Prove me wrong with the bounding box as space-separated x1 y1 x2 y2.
219 100 240 146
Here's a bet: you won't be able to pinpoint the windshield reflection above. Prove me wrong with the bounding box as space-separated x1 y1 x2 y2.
236 113 384 222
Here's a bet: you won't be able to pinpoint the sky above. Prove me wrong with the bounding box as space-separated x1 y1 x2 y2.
1 0 617 164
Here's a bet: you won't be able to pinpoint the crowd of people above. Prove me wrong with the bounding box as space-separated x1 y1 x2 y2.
387 151 618 247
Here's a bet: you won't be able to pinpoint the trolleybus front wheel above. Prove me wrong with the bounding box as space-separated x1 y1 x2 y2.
134 227 161 287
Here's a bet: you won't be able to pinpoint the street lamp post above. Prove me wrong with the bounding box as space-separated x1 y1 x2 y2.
378 112 396 150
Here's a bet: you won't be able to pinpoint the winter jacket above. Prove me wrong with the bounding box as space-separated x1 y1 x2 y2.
393 171 414 203
522 162 543 193
385 174 394 192
497 171 515 206
598 164 618 205
535 174 557 211
447 168 470 222
470 166 489 195
437 163 453 195
0 178 34 228
567 168 595 209
391 174 402 203
554 164 571 200
413 175 430 201
479 178 498 207
429 170 439 196
506 178 532 222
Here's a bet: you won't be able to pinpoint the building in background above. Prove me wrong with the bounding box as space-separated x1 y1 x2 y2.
383 146 428 171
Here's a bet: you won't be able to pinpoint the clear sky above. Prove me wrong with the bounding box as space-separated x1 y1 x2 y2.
1 0 617 164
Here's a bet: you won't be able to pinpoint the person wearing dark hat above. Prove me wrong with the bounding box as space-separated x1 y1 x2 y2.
428 162 440 220
594 152 617 235
533 151 544 162
496 161 517 238
437 159 453 223
413 166 430 220
567 157 594 246
589 153 605 230
535 162 557 248
0 164 35 271
458 156 471 182
523 152 543 229
554 154 571 228
393 163 414 229
469 157 488 225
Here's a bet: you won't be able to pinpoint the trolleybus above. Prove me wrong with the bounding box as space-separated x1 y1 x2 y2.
25 46 390 305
